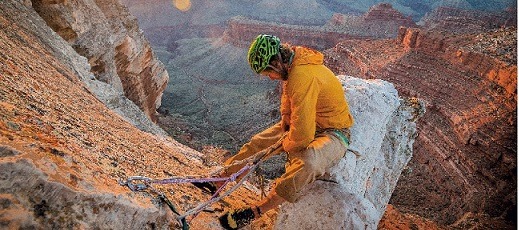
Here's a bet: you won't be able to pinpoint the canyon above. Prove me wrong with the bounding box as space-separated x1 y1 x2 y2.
0 0 426 229
324 25 516 227
0 0 516 229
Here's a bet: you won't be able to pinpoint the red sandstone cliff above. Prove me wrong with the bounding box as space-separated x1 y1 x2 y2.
324 25 516 228
32 0 169 121
363 3 415 27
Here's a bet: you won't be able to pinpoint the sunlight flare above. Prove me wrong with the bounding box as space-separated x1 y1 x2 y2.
173 0 191 12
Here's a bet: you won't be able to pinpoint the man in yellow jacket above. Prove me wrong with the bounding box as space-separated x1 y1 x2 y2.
219 34 354 229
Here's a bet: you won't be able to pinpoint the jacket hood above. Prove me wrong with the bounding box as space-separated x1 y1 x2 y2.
291 46 324 67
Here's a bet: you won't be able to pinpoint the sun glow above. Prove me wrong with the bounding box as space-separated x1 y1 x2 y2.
173 0 191 12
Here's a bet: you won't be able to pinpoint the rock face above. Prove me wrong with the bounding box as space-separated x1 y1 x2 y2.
223 16 364 50
323 23 516 227
2 0 166 135
363 3 415 26
397 27 517 98
31 0 169 121
0 2 205 228
275 76 424 229
419 6 516 34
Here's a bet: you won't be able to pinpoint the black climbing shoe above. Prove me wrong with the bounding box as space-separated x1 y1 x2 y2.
191 181 218 194
219 207 257 230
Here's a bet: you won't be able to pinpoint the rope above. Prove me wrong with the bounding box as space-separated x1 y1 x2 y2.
177 133 286 219
120 133 286 229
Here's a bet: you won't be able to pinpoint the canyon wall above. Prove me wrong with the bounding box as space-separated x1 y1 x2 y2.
420 6 517 34
221 3 416 51
223 16 367 50
324 25 516 226
31 0 169 121
398 27 516 100
363 3 415 26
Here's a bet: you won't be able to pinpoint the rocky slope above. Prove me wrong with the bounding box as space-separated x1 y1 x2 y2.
323 20 516 228
0 2 209 229
32 0 169 121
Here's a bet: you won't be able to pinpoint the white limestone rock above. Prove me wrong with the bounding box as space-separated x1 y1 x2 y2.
275 76 424 230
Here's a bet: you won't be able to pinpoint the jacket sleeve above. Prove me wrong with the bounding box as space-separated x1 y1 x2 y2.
224 121 285 175
282 72 319 153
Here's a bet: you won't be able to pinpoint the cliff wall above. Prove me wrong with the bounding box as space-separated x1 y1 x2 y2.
31 0 169 121
419 6 517 34
220 3 416 51
324 25 516 226
397 27 516 109
223 16 367 50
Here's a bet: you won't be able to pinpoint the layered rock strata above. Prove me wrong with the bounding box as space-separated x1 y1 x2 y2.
323 25 516 227
31 0 169 121
419 6 516 34
222 3 416 50
223 16 368 50
363 3 415 26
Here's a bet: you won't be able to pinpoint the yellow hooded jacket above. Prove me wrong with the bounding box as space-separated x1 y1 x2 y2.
281 46 354 153
223 46 354 176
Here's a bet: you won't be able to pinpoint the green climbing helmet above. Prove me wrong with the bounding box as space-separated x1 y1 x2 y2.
247 34 281 74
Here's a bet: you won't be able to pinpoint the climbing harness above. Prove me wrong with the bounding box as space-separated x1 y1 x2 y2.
120 133 286 230
317 128 351 147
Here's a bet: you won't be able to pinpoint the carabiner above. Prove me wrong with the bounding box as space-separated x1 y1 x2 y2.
120 176 152 191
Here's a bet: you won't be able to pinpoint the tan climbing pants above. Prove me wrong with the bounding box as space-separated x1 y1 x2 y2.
224 122 348 203
274 132 347 202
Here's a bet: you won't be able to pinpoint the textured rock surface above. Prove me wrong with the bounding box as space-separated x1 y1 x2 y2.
31 0 169 120
419 6 516 34
1 1 166 135
0 4 195 227
323 23 516 227
0 3 245 229
275 76 424 229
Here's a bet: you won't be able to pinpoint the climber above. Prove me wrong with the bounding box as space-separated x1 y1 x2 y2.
218 34 354 229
